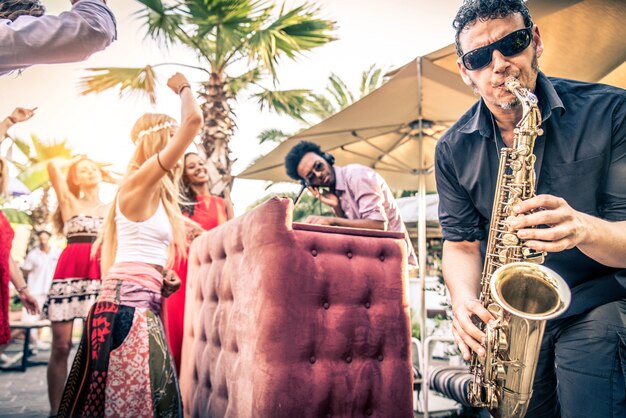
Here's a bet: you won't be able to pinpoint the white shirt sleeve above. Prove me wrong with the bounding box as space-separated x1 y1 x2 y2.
21 249 36 271
0 0 117 75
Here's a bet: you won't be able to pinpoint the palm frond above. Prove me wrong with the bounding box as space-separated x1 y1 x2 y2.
78 66 158 105
226 68 263 95
360 64 385 97
307 93 337 120
7 135 31 160
247 2 336 78
253 88 317 122
257 127 290 144
30 134 72 161
135 0 186 48
326 73 354 109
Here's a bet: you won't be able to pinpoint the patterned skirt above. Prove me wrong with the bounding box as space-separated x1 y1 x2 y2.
42 241 101 322
57 264 182 418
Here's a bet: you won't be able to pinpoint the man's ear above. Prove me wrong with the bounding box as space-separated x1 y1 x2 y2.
533 25 543 59
457 57 473 88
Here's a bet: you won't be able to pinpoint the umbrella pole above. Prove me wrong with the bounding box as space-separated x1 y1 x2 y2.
416 56 430 418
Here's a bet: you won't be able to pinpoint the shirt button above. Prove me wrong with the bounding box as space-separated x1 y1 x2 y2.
345 356 352 363
311 249 318 256
347 251 353 259
309 356 316 364
323 302 330 309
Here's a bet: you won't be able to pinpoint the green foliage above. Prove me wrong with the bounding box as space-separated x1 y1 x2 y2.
79 66 158 105
411 317 421 339
253 88 320 122
257 128 290 144
0 208 33 225
255 65 387 142
9 134 73 191
9 294 22 312
247 189 332 221
83 0 336 109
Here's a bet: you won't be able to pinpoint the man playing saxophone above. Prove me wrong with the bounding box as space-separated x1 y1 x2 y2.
434 1 626 417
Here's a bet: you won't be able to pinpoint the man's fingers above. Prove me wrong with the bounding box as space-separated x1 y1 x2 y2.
453 318 485 358
452 327 470 361
515 194 563 214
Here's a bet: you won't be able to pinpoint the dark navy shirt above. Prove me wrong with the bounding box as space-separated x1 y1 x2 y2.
435 72 626 317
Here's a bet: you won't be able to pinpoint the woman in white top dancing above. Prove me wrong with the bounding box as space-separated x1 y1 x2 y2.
57 72 203 418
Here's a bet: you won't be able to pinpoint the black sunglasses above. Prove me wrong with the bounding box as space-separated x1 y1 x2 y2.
305 160 325 184
461 27 533 71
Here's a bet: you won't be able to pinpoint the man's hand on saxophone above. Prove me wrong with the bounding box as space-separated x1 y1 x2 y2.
451 297 494 361
511 194 626 268
442 240 495 361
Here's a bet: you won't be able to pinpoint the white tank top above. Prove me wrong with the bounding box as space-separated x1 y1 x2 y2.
114 198 173 266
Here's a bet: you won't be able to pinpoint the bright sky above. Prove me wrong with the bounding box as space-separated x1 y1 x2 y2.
0 0 462 215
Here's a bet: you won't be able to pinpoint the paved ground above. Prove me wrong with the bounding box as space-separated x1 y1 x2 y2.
0 340 57 418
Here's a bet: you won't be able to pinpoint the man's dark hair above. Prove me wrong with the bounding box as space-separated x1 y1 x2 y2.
0 0 45 21
453 0 533 56
35 230 51 238
284 141 330 181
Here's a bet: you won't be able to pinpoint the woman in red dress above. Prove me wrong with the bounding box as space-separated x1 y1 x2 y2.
0 108 40 358
43 156 110 416
163 152 233 372
0 157 39 355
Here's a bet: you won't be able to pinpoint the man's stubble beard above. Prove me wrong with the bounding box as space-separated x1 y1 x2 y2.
469 47 540 110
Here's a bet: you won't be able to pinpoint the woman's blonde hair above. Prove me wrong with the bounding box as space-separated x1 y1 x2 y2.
0 157 8 198
51 157 105 234
95 113 189 267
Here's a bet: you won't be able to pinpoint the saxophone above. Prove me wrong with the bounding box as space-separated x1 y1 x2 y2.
467 77 571 418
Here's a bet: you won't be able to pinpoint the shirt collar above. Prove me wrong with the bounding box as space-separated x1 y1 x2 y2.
333 165 346 192
458 72 566 138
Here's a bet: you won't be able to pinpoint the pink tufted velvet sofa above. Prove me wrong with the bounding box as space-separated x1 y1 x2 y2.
179 197 413 418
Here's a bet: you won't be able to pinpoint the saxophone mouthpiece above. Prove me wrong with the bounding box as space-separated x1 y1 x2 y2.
505 76 520 90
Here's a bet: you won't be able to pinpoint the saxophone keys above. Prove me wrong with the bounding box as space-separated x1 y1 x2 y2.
505 216 518 229
501 233 519 246
496 363 507 380
508 198 522 212
517 144 530 156
523 248 545 263
509 160 522 171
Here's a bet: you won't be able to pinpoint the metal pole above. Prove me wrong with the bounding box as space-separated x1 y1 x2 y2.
415 56 430 418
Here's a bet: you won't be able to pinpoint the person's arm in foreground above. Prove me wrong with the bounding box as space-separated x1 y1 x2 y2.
0 0 116 74
9 257 40 315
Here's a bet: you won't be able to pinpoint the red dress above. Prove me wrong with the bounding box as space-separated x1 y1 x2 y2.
163 195 228 372
0 212 15 345
42 215 102 322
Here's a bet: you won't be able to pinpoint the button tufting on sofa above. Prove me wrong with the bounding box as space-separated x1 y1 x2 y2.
180 197 412 418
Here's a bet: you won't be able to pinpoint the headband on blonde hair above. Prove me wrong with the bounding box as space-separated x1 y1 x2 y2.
136 121 175 141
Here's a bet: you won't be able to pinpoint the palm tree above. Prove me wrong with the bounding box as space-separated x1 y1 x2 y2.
5 133 73 228
78 0 336 202
257 64 386 144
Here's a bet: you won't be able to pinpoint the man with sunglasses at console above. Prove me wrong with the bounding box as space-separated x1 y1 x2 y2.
434 1 626 417
284 140 417 267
